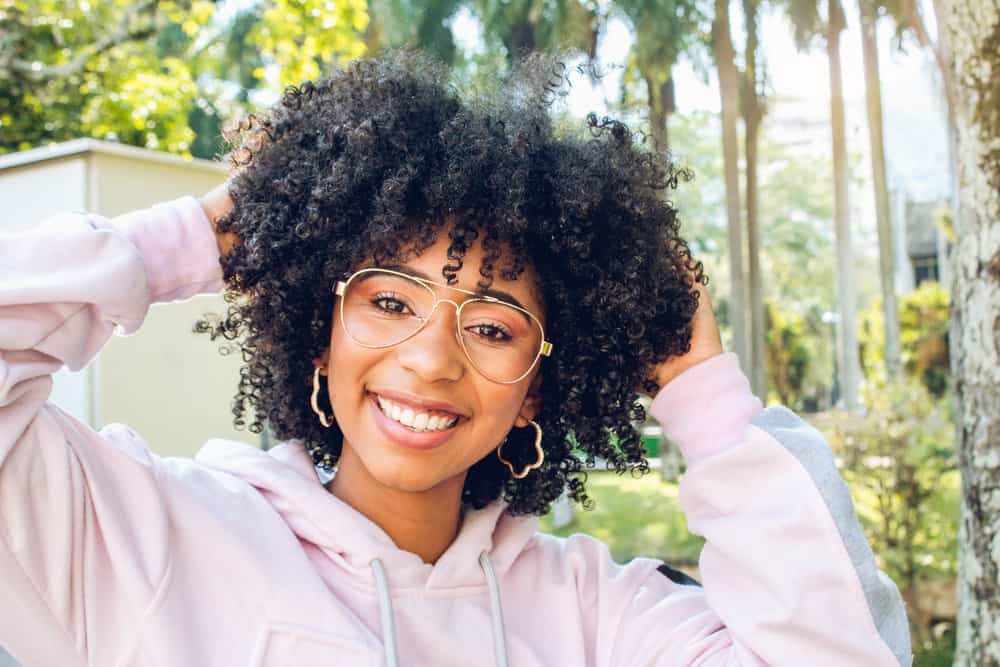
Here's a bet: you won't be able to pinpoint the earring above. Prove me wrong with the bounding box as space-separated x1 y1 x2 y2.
311 367 334 428
497 420 544 479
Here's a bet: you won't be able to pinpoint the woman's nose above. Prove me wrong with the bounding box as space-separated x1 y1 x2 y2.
395 300 466 382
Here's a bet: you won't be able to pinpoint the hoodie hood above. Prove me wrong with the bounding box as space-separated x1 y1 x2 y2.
194 438 540 590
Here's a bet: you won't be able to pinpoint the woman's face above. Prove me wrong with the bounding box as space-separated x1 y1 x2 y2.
316 229 545 495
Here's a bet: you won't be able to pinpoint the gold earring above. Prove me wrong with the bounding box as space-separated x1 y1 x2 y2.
497 420 544 479
311 367 334 428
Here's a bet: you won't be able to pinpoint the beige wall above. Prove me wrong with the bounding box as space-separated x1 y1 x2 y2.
2 142 262 457
0 156 87 231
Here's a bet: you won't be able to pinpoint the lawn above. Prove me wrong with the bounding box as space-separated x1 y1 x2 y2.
538 470 704 566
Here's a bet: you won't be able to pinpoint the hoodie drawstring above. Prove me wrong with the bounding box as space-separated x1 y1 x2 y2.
478 550 510 667
370 558 400 667
370 551 510 667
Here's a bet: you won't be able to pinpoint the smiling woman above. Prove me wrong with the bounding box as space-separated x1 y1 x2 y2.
0 50 912 667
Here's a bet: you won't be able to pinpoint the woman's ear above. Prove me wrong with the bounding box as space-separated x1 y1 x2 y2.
313 348 330 374
514 371 543 426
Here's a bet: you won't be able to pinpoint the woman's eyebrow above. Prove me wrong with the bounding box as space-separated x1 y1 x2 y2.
383 264 529 311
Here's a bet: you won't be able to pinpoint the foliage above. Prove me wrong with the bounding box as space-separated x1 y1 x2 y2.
615 0 706 151
365 0 463 64
665 112 846 408
859 282 950 397
0 0 215 154
0 0 371 157
249 0 369 88
817 377 957 606
913 624 957 667
469 0 601 62
539 470 704 564
764 300 814 410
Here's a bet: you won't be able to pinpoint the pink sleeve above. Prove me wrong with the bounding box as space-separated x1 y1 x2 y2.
0 197 223 665
601 353 909 666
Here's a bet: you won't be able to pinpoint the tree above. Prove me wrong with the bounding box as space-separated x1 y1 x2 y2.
469 0 600 66
711 0 750 370
669 112 845 410
741 0 768 398
616 0 704 155
939 0 1000 663
248 0 369 88
365 0 463 65
858 0 902 378
784 0 863 410
0 0 215 154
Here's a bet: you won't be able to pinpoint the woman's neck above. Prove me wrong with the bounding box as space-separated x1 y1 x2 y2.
327 447 465 564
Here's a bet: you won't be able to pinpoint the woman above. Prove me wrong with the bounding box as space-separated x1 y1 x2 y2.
0 52 910 666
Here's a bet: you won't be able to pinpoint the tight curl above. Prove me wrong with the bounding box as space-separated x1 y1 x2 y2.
194 50 705 516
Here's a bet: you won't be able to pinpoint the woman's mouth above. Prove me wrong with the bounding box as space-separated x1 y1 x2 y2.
372 393 461 432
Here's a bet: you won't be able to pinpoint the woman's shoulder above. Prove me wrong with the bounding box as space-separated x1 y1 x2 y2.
527 530 666 582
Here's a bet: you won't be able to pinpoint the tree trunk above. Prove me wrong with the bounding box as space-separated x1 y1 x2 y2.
942 1 1000 663
859 0 902 378
644 73 675 155
712 0 749 371
742 0 767 399
745 114 766 398
827 0 862 411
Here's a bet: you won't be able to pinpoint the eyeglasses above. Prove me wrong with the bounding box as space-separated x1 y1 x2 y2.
334 268 553 384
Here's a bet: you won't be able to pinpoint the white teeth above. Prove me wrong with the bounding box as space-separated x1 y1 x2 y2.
375 395 459 432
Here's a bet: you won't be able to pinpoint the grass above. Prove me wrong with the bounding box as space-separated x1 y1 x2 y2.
538 470 704 565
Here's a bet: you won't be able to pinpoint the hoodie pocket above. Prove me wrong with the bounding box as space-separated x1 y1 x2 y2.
251 621 382 667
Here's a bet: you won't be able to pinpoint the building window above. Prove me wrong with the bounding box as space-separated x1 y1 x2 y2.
912 255 939 286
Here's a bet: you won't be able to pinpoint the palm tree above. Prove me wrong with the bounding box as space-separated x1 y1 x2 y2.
784 0 862 410
469 0 600 65
712 0 750 370
858 0 902 378
365 0 464 64
741 0 768 398
616 0 704 155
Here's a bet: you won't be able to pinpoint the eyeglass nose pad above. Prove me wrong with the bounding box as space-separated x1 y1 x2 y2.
422 299 461 334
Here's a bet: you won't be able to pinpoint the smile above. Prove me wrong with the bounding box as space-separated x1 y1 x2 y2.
374 394 460 433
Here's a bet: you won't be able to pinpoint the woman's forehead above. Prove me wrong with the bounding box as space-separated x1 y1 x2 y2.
388 228 545 316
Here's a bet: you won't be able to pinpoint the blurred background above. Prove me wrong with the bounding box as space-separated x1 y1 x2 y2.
0 0 981 664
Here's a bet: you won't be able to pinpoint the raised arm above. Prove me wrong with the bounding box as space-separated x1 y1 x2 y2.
603 282 911 666
0 193 227 665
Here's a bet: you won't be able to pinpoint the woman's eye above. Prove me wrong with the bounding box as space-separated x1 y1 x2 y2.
373 296 411 314
468 323 513 342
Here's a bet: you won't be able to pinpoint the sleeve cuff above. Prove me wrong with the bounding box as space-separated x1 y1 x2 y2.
647 352 763 465
111 196 224 302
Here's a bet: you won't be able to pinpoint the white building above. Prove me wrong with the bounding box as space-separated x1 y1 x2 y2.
1 139 262 459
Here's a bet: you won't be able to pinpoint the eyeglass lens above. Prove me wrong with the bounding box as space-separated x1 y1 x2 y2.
340 270 543 382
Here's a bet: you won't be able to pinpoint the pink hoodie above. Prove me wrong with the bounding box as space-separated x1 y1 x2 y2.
0 197 911 666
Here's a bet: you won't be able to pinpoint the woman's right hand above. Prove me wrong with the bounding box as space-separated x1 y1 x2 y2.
199 181 240 258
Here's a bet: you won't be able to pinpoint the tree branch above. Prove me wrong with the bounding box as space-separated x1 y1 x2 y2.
5 0 161 82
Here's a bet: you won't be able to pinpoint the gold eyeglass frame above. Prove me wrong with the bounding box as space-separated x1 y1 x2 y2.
334 267 553 385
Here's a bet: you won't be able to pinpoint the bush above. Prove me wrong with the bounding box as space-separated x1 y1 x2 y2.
859 283 950 397
815 377 957 645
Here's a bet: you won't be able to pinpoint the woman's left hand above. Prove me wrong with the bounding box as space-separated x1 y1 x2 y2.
648 279 724 392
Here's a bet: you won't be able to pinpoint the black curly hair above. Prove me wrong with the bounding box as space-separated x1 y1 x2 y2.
195 50 705 516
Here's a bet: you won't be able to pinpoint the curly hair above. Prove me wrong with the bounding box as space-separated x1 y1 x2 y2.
195 50 705 516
